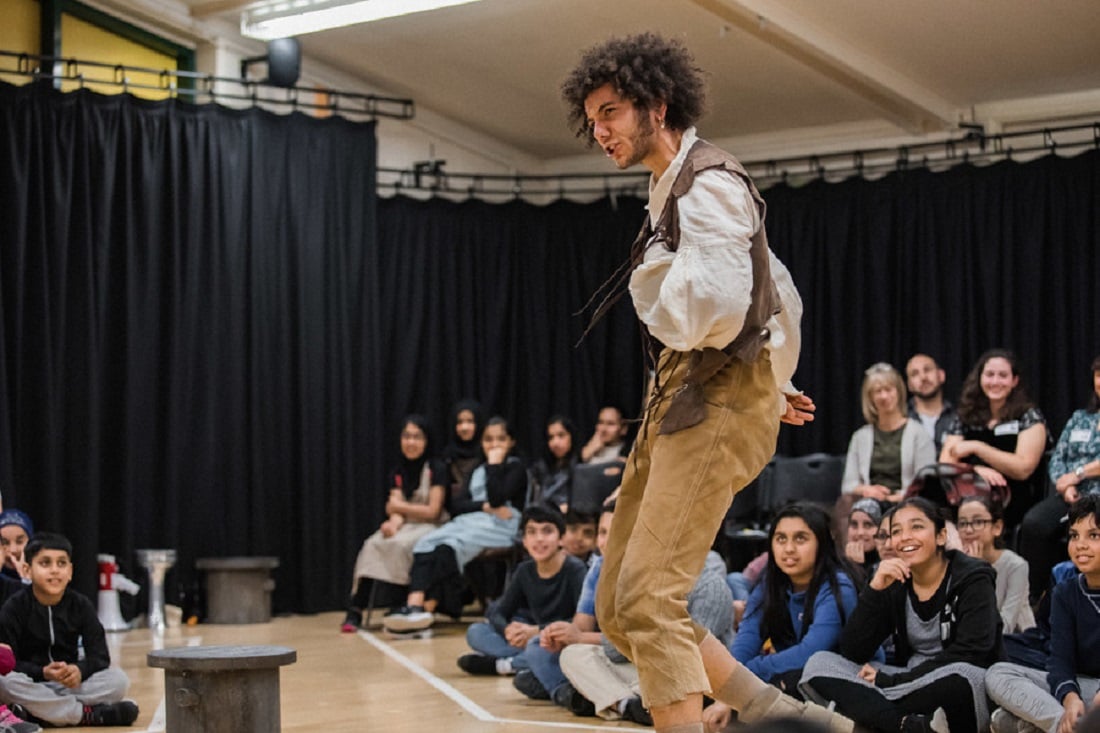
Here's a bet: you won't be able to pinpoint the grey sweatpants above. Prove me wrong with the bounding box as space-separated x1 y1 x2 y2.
986 661 1099 733
0 666 130 725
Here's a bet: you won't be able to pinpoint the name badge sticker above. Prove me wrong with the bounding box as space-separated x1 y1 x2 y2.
994 421 1020 436
1070 429 1092 443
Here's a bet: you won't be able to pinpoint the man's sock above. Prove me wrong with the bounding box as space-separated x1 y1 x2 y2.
712 662 768 711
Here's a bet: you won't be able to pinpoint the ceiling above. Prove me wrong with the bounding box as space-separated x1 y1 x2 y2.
183 0 1100 166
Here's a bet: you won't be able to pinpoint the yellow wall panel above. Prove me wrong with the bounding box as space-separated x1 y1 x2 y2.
0 0 41 86
61 12 177 100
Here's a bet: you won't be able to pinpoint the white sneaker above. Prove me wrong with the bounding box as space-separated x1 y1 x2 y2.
382 605 434 632
990 708 1018 733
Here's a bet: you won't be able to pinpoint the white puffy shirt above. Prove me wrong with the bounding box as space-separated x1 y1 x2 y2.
629 127 803 412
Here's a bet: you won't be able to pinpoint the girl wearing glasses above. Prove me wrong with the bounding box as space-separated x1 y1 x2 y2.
957 495 1035 633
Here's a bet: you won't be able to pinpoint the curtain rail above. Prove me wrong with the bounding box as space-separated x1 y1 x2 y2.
0 50 414 120
380 121 1100 199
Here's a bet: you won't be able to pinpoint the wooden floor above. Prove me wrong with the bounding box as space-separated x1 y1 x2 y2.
100 612 651 732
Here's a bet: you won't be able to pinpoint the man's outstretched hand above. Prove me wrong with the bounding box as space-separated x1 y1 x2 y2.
781 393 816 426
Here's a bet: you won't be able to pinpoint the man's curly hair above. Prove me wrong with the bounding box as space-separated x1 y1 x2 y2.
561 33 707 144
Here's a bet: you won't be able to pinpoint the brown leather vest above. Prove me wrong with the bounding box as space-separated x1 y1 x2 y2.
633 138 782 363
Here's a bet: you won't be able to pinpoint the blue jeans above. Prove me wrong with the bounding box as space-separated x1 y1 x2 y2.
525 636 568 695
465 622 530 670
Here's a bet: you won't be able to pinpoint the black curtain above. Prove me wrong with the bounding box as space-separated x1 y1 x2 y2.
763 152 1100 456
0 82 383 613
3 76 1098 615
375 195 646 466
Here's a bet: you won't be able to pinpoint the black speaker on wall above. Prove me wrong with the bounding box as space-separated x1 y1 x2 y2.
240 38 301 88
265 38 301 87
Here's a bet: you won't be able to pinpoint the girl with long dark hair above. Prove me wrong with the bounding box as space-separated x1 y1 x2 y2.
704 503 862 731
342 415 448 631
530 415 580 511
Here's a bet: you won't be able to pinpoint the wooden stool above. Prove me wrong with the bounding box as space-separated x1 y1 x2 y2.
148 645 296 733
196 557 279 624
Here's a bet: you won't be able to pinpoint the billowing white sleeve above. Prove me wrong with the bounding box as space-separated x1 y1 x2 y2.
766 251 802 398
629 170 757 352
629 169 803 415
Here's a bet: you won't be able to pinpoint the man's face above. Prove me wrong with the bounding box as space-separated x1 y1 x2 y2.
594 407 625 445
906 355 945 400
583 83 659 170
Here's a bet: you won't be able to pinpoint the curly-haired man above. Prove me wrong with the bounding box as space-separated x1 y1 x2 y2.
562 34 852 733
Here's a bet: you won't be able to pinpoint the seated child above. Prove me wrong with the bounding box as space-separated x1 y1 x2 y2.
554 543 733 727
512 503 612 712
0 511 33 581
801 497 1003 732
986 494 1100 733
560 510 597 563
343 415 448 631
457 504 586 676
843 498 882 583
384 416 528 633
704 503 865 731
0 533 138 727
957 494 1035 633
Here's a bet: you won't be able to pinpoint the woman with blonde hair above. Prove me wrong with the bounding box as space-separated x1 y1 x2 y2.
841 363 937 503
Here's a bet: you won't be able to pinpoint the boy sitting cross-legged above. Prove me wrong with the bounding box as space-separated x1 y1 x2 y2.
0 533 138 727
458 504 587 676
986 494 1100 733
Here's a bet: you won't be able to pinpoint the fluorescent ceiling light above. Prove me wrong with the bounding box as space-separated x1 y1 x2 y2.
241 0 486 40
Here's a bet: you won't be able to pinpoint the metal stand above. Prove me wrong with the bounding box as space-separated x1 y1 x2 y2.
137 549 177 634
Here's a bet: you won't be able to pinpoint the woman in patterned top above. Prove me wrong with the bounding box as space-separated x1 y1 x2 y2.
1019 355 1100 603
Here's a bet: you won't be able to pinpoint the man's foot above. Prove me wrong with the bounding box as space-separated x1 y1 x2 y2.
0 704 42 733
739 685 854 733
341 608 361 633
621 696 652 725
382 605 433 632
551 682 596 717
457 653 501 675
513 670 550 700
81 701 139 726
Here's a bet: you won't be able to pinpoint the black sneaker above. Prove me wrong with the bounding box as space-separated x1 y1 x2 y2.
552 681 596 717
457 653 499 675
900 713 932 733
81 701 139 726
341 608 361 633
513 670 550 700
622 696 653 726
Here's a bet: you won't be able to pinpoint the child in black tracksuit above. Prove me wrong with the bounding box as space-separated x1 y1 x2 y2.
0 533 139 727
